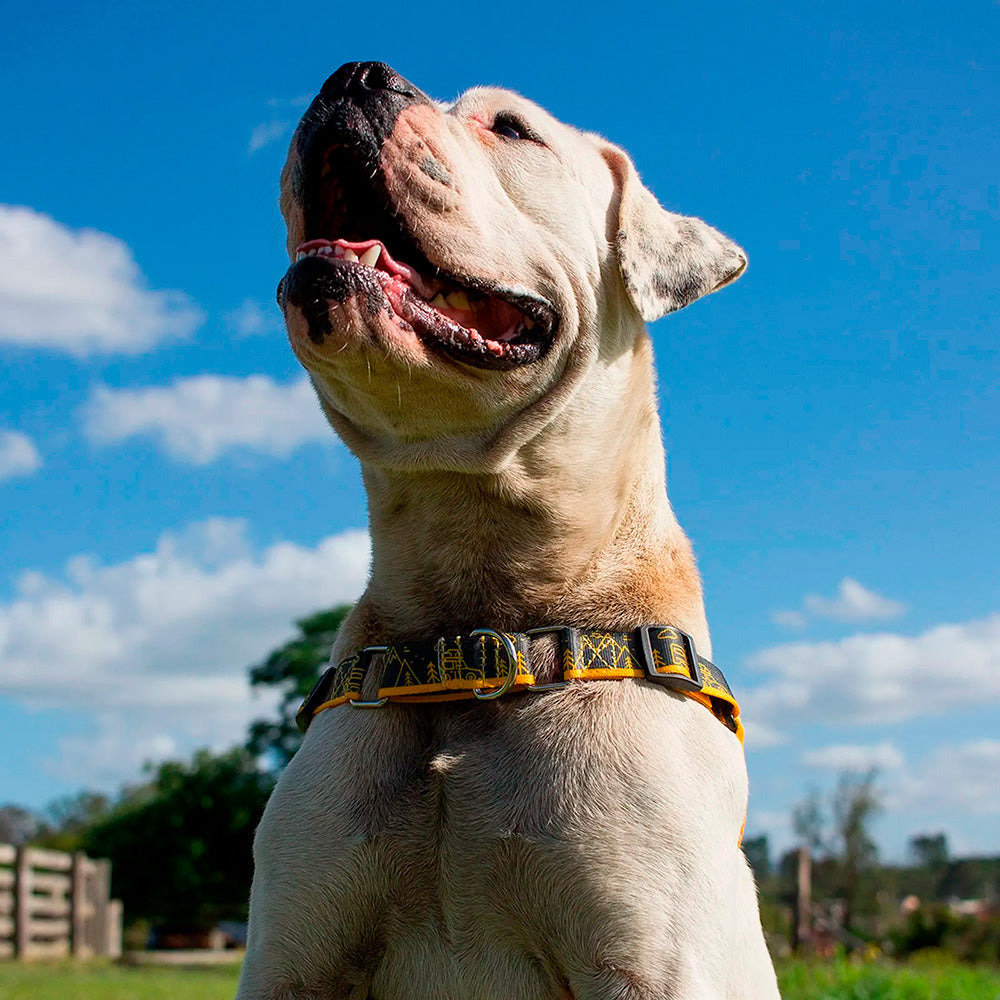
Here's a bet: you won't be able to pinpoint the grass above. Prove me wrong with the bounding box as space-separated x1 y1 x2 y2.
1 956 998 999
778 956 1000 1000
0 959 241 1000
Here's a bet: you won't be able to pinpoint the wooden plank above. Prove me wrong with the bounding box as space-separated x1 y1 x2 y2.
105 900 123 959
0 844 15 865
29 897 71 918
14 847 30 957
0 869 14 890
71 852 87 957
92 859 112 956
24 847 73 872
0 940 13 959
29 916 72 939
24 938 71 960
0 914 13 937
0 889 13 913
28 872 70 896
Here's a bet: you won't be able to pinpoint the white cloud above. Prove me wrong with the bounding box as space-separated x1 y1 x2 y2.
772 578 905 629
248 120 291 153
83 374 334 464
804 578 905 622
742 613 1000 733
891 740 1000 817
0 430 41 481
0 205 202 356
0 519 371 788
225 297 281 338
770 609 806 629
802 741 904 772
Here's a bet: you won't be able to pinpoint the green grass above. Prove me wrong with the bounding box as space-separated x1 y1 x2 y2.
0 959 241 1000
1 956 998 999
778 956 1000 1000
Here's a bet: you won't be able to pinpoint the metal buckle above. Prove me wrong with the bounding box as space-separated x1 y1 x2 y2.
524 626 579 692
349 645 390 708
635 626 704 693
469 629 520 701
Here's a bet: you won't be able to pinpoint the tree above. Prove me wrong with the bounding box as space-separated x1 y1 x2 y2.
792 789 827 854
743 834 771 881
831 770 881 931
790 771 882 936
34 791 112 851
80 749 274 928
0 804 38 846
910 832 949 870
246 605 351 767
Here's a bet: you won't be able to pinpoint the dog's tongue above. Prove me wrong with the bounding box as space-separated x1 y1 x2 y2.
429 293 526 343
296 237 530 345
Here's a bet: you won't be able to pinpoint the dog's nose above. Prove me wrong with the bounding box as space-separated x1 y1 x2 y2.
319 62 421 103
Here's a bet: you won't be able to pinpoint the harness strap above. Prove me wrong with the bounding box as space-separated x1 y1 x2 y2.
297 625 743 744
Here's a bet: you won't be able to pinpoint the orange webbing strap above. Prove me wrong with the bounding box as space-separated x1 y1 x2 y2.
296 625 743 744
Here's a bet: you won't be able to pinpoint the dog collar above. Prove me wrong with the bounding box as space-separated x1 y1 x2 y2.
297 625 743 743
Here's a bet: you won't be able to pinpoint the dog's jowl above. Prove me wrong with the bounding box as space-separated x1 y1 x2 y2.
238 62 780 1000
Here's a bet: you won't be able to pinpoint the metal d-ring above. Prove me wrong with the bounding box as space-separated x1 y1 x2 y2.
470 629 520 701
524 625 573 692
349 645 390 708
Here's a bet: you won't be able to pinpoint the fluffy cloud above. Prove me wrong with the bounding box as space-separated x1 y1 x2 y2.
248 120 292 153
802 741 904 772
0 430 41 481
0 519 370 788
891 740 1000 817
0 205 202 356
773 578 905 628
804 578 905 622
83 374 334 464
742 612 1000 735
225 297 282 338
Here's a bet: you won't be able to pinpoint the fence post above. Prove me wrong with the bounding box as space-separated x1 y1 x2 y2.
13 847 30 958
792 845 813 953
92 859 111 957
70 852 88 957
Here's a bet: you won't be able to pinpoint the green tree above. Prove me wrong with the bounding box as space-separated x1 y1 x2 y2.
0 804 38 846
743 834 771 881
832 769 881 931
910 832 949 869
246 605 352 767
80 748 273 928
34 791 112 851
792 789 827 854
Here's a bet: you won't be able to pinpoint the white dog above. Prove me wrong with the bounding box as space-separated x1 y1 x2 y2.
237 61 780 1000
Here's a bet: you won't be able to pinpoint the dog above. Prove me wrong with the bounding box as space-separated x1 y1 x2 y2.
236 62 780 1000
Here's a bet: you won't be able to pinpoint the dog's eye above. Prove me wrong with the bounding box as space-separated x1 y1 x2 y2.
491 113 534 142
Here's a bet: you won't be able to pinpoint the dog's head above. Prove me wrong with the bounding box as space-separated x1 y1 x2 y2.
278 62 745 469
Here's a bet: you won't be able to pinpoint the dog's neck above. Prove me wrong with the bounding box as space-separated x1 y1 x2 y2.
354 337 711 655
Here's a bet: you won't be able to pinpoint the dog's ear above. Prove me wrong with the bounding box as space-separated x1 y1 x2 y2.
601 146 747 322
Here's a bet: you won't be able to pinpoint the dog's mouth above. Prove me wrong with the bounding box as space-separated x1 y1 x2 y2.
285 144 557 371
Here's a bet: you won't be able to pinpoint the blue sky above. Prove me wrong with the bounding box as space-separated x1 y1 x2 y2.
2 1 998 861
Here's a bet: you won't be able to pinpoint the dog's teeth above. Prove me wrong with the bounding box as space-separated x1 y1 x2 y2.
359 245 381 267
318 245 333 255
333 245 346 257
445 291 470 311
343 249 359 262
431 293 448 310
296 251 306 261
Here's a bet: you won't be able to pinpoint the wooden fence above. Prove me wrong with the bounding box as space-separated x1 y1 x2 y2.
0 843 122 960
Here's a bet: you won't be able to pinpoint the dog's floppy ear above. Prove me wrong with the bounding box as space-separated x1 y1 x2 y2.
602 146 747 322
